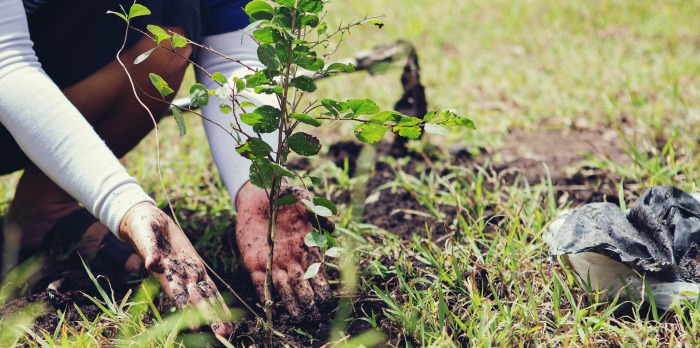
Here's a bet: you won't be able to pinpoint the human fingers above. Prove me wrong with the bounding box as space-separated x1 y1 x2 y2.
185 276 234 337
302 248 333 306
272 268 304 321
286 262 320 322
250 269 267 305
149 262 234 337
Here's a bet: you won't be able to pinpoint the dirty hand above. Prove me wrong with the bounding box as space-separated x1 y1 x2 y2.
119 202 233 337
235 182 334 322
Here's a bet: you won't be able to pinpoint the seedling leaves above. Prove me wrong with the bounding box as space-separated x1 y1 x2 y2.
347 99 379 116
189 83 210 108
276 194 298 207
134 48 155 64
302 199 333 217
303 262 321 279
147 25 170 44
172 108 186 136
304 231 327 248
394 125 422 139
288 132 321 156
249 158 293 189
219 104 232 114
354 123 387 144
211 72 227 85
290 76 317 92
313 197 337 215
325 247 343 258
241 105 281 133
290 113 321 127
172 33 188 48
245 1 274 21
128 4 151 18
236 138 273 160
148 73 173 97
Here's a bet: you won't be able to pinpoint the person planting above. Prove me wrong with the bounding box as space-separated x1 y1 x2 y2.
0 0 331 335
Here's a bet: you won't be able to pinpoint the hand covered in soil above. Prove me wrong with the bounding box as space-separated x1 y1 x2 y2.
236 182 334 322
119 202 233 337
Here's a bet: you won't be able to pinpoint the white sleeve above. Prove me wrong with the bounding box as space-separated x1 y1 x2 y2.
194 29 279 208
0 0 155 235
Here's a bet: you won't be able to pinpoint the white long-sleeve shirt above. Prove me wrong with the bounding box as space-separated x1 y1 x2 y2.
1 0 279 235
0 0 154 234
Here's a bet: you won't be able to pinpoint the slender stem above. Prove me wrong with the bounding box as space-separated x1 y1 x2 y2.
265 1 301 344
264 176 280 344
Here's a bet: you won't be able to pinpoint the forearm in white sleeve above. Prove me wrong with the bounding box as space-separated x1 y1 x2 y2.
0 0 155 235
195 29 279 208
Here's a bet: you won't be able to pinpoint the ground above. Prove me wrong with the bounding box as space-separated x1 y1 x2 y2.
2 0 700 346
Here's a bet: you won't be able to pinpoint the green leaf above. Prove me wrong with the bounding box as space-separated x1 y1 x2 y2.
148 73 174 97
425 109 476 129
307 175 322 186
303 262 322 279
304 231 327 247
290 76 317 92
249 158 293 189
369 19 384 28
313 197 337 215
133 48 155 64
293 46 322 71
211 72 227 85
232 77 246 93
347 99 379 116
276 194 298 207
257 44 280 70
171 33 187 48
240 105 281 133
273 0 295 6
128 4 151 18
354 123 387 144
397 115 421 126
302 199 333 217
299 0 324 14
236 138 273 160
394 125 422 139
219 104 232 114
253 26 275 44
244 1 274 21
300 14 319 28
147 25 170 44
288 132 321 156
273 6 294 28
321 99 349 117
254 85 283 95
290 113 322 127
368 110 400 124
107 10 127 21
215 86 232 100
172 108 186 136
424 123 449 135
245 70 271 88
189 83 209 108
326 62 355 73
240 101 256 109
324 247 343 258
317 22 327 35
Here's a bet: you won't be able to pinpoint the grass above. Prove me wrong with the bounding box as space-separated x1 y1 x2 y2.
2 0 700 346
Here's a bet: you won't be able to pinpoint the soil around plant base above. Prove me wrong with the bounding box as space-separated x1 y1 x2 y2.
0 125 643 347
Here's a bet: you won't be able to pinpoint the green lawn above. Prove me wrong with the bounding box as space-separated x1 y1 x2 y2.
2 0 700 346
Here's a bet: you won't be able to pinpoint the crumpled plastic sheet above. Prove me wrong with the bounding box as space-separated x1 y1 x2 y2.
545 186 700 309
